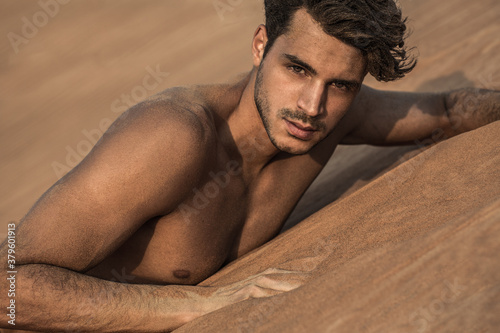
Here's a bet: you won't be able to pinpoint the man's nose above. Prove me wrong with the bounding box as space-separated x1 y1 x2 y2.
297 81 326 117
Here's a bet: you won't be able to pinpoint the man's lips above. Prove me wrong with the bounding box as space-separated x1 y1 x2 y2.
284 119 317 140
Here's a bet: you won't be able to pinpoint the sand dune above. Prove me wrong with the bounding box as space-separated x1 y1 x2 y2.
1 0 499 332
179 121 500 332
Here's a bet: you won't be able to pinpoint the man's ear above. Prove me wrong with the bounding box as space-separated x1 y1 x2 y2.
252 24 268 67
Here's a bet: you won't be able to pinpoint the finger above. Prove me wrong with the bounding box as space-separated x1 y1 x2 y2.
252 274 306 292
229 282 297 302
220 271 308 296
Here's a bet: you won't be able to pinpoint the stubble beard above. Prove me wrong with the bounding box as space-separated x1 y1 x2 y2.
254 64 326 155
254 65 289 152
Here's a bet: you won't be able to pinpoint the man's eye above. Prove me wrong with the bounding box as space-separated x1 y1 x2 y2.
332 82 349 91
289 65 305 75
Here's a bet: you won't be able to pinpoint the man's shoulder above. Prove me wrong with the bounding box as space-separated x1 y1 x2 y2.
92 87 221 183
104 75 249 158
113 86 218 148
131 76 248 138
144 86 215 132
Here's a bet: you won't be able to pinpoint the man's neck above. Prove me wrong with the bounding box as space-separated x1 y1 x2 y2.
224 69 282 179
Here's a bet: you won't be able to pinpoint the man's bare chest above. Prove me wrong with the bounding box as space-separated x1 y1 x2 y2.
86 149 331 285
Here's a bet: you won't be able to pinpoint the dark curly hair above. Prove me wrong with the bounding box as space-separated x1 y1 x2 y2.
264 0 417 81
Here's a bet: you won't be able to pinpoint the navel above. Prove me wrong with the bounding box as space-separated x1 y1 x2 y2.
173 269 191 279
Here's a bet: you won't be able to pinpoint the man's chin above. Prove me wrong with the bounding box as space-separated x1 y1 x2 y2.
271 138 315 155
281 147 311 155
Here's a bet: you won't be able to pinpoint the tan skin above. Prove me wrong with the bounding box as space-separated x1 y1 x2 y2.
1 9 498 332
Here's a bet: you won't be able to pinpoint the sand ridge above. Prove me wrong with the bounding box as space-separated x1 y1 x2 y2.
179 121 500 332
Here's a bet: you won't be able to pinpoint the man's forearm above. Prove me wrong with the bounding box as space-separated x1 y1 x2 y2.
1 263 205 332
445 88 500 134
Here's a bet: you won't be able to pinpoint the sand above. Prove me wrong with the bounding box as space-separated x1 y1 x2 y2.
180 121 500 332
0 0 498 332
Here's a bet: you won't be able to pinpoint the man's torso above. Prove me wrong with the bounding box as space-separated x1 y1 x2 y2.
85 79 350 285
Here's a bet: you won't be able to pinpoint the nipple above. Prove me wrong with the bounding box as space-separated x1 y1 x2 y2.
173 269 191 279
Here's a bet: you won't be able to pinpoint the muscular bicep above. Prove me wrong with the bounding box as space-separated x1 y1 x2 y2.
14 102 211 271
342 85 450 145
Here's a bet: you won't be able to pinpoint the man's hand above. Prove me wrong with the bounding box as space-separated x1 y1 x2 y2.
445 88 500 135
185 268 310 322
342 85 499 146
207 268 309 302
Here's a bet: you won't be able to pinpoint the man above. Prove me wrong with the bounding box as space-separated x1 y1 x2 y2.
1 0 498 331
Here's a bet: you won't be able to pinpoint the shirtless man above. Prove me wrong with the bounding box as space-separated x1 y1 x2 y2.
1 0 499 331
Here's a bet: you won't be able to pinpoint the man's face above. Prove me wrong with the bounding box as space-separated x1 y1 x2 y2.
254 9 367 155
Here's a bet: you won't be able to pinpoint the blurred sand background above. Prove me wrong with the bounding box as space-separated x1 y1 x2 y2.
1 0 499 240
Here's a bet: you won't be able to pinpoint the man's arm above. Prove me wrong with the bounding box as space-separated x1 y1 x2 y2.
341 85 500 145
0 96 302 332
4 262 300 332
